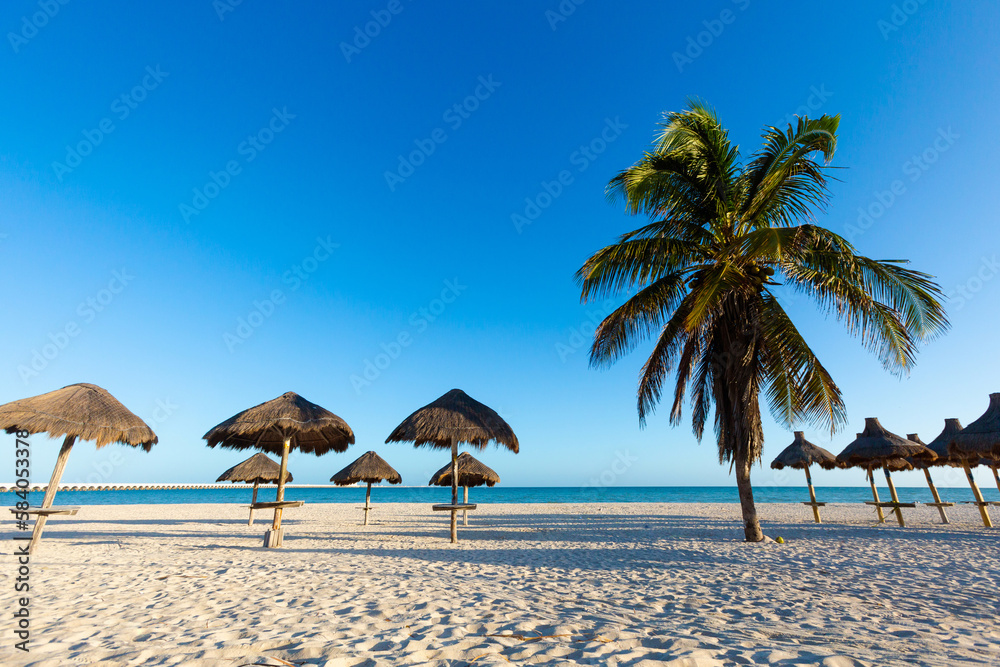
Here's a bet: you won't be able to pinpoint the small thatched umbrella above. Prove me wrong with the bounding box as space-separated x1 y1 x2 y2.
386 388 518 543
429 451 500 526
0 383 157 552
204 391 354 547
330 451 402 525
216 453 293 526
950 393 1000 458
928 414 1000 528
770 431 838 523
836 418 936 527
904 433 954 525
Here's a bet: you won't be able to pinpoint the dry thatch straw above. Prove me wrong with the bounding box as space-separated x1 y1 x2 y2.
949 393 1000 460
330 451 402 486
385 388 519 452
770 432 839 471
428 452 500 487
203 391 354 456
920 419 969 467
0 382 157 450
216 453 292 484
836 417 936 469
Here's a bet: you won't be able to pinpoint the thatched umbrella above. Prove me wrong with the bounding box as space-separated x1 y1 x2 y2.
330 451 402 525
836 418 936 527
386 388 518 543
950 393 1000 458
927 418 1000 528
216 453 293 526
0 383 157 552
904 433 955 525
770 431 838 523
428 451 500 526
204 391 354 547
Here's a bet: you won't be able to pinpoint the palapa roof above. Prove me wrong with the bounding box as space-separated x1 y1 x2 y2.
770 431 839 470
203 391 354 456
949 393 1000 460
216 452 292 484
330 450 402 486
836 417 936 469
0 383 157 450
926 419 966 464
385 389 519 452
428 452 500 488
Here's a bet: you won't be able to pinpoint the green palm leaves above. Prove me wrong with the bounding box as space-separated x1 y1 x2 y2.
577 102 948 467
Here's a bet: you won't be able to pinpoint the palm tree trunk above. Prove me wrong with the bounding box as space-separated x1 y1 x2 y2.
735 455 763 541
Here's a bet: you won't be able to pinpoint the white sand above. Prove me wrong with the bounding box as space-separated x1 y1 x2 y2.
3 501 999 666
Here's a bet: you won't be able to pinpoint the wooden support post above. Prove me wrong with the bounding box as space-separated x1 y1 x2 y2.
964 465 992 528
30 435 76 554
923 469 949 524
463 486 469 526
364 482 372 526
265 437 291 548
867 468 886 524
992 466 1000 495
804 465 821 523
450 438 458 543
883 468 905 527
249 481 259 526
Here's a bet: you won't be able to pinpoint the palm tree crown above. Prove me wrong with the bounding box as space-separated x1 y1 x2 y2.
576 102 948 539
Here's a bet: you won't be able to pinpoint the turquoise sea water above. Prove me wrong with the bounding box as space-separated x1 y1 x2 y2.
7 485 1000 505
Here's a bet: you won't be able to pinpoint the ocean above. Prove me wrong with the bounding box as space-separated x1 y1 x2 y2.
7 485 1000 505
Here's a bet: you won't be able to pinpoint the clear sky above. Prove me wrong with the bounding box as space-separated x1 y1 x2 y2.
2 1 998 489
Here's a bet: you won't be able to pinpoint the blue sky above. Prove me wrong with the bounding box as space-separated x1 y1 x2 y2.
2 1 998 488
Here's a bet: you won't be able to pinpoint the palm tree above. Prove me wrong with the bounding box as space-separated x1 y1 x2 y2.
575 102 949 541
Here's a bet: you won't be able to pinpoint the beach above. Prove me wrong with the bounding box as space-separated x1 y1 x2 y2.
3 502 999 666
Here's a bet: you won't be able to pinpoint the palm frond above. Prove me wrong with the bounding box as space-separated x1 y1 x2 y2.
589 273 690 369
758 294 846 432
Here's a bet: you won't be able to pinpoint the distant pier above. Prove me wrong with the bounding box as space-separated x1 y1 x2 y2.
0 483 330 493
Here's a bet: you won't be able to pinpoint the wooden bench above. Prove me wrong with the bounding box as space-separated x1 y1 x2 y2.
432 503 477 511
801 501 827 507
9 506 80 517
960 500 1000 507
865 501 916 509
248 501 304 510
924 502 955 508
